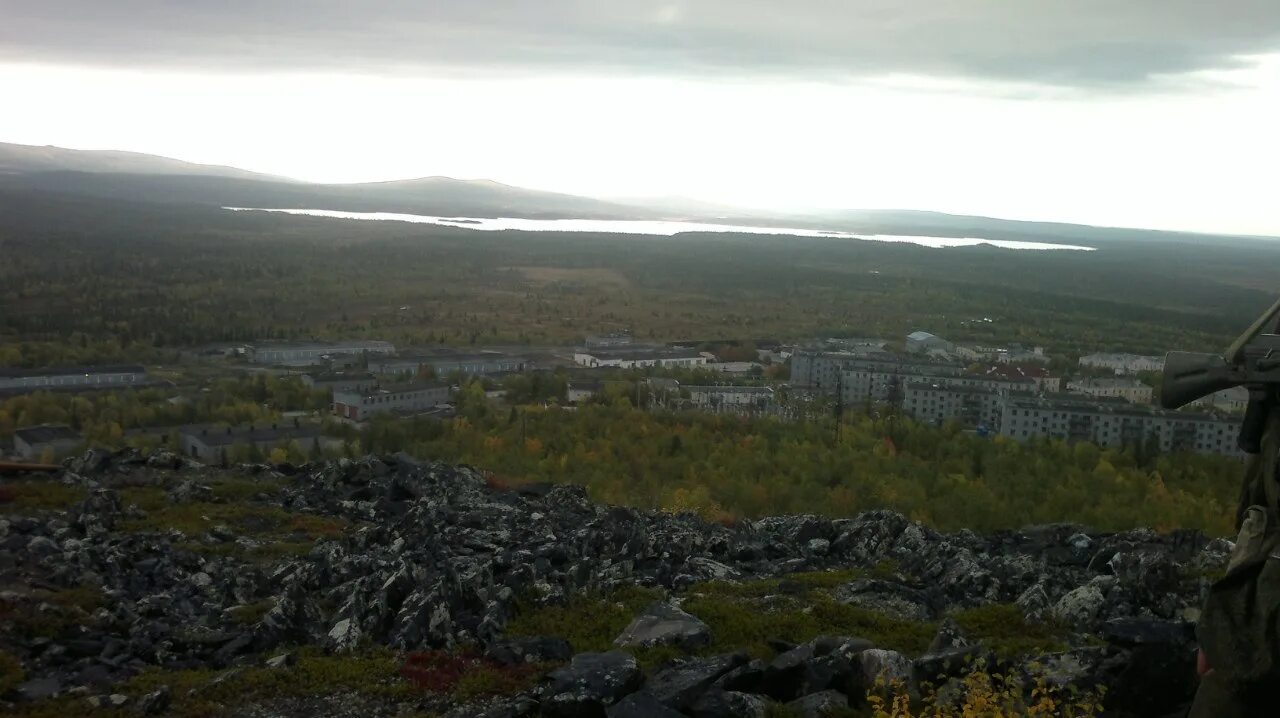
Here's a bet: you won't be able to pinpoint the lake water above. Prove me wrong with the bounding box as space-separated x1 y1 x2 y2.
224 207 1096 251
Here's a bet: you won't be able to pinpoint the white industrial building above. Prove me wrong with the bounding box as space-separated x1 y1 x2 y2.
573 349 707 370
249 341 395 366
1066 377 1154 404
905 331 954 355
683 385 775 411
1078 353 1165 375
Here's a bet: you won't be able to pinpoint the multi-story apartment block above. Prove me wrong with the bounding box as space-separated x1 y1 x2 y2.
1001 395 1241 457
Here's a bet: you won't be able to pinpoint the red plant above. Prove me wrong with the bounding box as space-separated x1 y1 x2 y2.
483 472 518 492
400 650 478 693
399 650 545 697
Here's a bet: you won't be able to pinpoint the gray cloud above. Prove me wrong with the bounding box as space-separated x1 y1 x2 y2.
3 1 1279 87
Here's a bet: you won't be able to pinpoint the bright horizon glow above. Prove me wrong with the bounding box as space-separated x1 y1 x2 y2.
3 59 1279 236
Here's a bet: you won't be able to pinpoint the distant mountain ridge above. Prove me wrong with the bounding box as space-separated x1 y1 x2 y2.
0 142 293 182
0 141 653 219
0 141 1273 242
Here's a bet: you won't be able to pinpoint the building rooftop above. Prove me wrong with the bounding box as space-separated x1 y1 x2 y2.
905 382 999 396
1005 395 1234 424
375 351 531 363
1079 352 1163 361
305 371 376 383
253 340 394 351
582 348 703 361
684 385 775 395
14 425 81 444
1069 377 1151 388
982 364 1053 381
370 382 451 395
0 364 146 379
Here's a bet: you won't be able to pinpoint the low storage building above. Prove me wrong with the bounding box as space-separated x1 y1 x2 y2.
0 364 148 392
13 425 82 460
333 382 453 421
179 424 343 462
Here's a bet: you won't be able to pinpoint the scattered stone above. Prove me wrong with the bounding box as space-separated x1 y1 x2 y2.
643 653 747 710
859 649 912 687
913 645 987 688
759 641 817 700
1052 582 1107 628
606 691 685 718
835 578 936 621
486 636 573 666
0 452 1228 718
137 686 171 715
688 688 770 718
785 689 848 717
327 618 363 653
265 652 296 669
17 677 62 701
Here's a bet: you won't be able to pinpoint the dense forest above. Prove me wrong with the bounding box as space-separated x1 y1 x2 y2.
0 375 328 444
2 188 1277 367
346 387 1242 536
2 372 1243 535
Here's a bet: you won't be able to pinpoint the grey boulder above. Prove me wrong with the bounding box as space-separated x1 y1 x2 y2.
613 602 710 650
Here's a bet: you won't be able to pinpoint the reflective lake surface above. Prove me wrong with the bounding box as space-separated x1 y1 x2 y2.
225 208 1096 251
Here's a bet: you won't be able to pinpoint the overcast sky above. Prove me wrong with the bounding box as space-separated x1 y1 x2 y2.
2 1 1279 234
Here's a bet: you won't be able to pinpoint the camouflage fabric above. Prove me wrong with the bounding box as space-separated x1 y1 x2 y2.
1189 671 1271 717
1191 408 1280 716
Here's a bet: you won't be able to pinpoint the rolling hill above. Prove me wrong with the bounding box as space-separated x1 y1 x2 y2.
2 141 1276 243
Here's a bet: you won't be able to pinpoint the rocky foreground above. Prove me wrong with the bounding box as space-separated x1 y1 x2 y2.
0 450 1232 717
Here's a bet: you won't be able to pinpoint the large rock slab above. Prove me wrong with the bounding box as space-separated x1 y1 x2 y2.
541 651 643 718
786 689 849 718
486 636 574 666
643 653 747 710
613 602 710 650
688 688 770 718
605 691 684 718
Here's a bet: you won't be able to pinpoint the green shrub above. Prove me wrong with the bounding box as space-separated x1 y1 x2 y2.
950 603 1069 658
118 486 169 513
120 502 345 542
0 584 104 639
227 599 277 625
1 481 86 513
120 646 410 717
208 477 286 503
0 650 25 695
505 585 663 653
685 593 936 659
